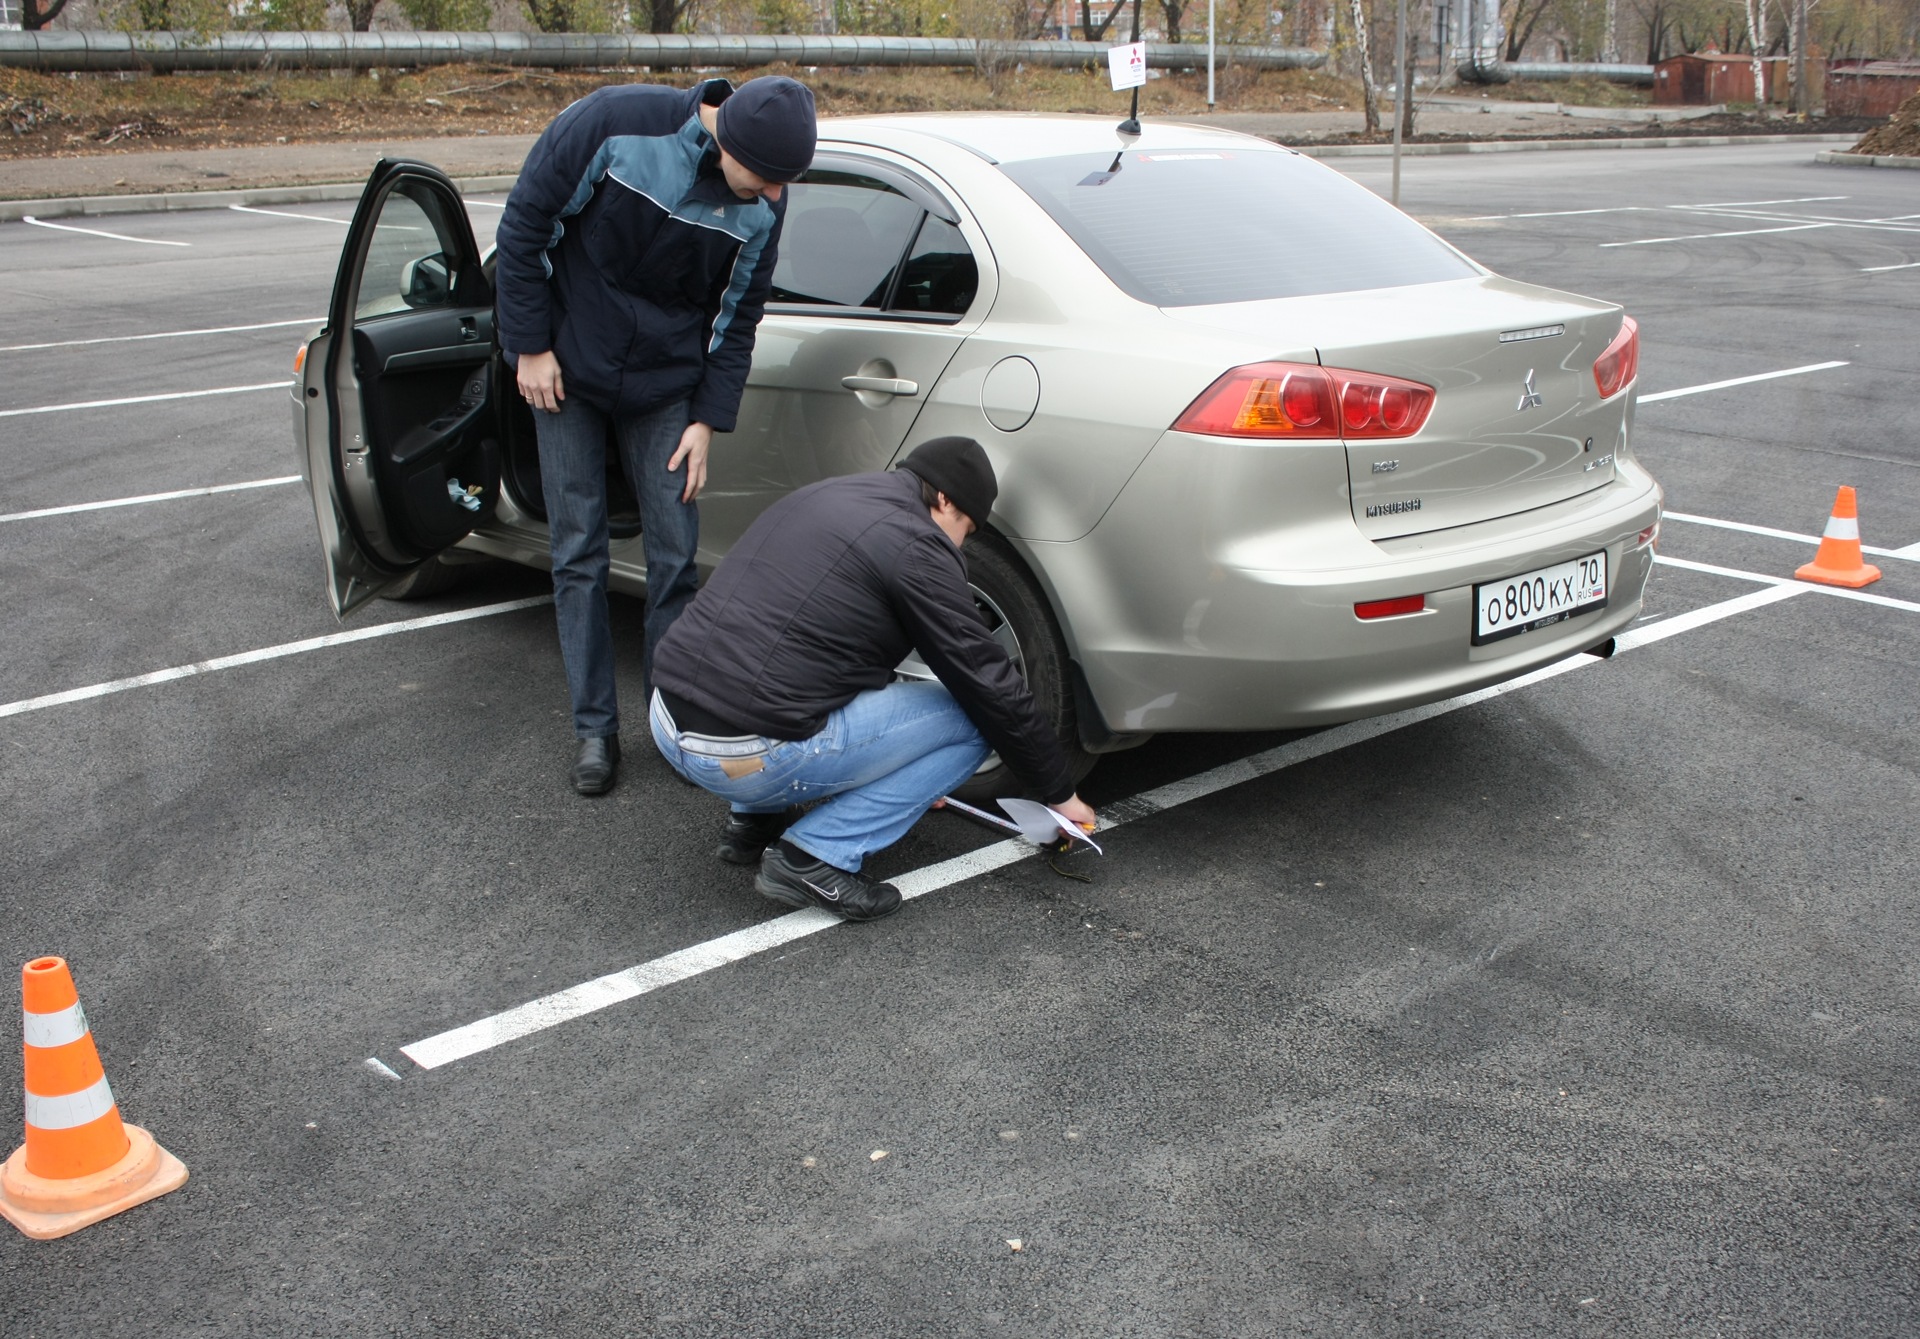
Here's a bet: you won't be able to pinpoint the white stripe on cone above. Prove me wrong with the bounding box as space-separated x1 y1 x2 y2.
23 1075 117 1130
1824 516 1860 541
23 1002 89 1050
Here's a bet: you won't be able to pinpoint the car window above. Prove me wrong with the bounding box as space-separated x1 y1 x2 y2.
887 215 978 318
770 171 924 309
998 149 1477 307
354 185 467 321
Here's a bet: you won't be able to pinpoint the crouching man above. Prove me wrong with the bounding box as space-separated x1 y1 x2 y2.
648 437 1097 922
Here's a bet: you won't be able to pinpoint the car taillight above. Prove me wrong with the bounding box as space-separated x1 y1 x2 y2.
1593 315 1638 400
1173 362 1434 440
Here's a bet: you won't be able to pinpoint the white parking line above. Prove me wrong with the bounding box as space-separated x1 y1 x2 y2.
1655 554 1920 614
1467 197 1848 222
0 382 287 419
0 476 300 524
0 596 551 721
1663 510 1913 561
398 580 1814 1072
0 318 322 354
1690 196 1849 208
1637 361 1848 403
228 204 350 225
1601 222 1831 248
19 216 191 247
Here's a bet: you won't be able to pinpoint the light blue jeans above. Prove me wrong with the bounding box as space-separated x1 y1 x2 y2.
650 683 991 872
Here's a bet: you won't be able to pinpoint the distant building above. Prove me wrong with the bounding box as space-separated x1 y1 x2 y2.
1654 53 1796 106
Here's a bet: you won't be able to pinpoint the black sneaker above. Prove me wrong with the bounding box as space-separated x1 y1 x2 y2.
755 842 902 922
718 806 804 866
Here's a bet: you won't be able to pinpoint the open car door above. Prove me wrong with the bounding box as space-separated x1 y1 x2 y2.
304 160 500 615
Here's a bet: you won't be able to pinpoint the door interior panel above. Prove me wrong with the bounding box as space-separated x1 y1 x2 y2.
354 309 498 556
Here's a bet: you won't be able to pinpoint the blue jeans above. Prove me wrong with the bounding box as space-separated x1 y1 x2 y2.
650 683 992 872
535 396 698 739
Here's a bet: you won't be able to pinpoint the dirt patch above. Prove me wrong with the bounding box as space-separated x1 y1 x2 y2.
0 63 1366 160
1848 88 1920 156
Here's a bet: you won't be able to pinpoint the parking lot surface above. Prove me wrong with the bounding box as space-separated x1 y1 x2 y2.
2 142 1917 1336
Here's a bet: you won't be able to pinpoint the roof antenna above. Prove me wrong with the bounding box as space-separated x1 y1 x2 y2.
1117 0 1144 141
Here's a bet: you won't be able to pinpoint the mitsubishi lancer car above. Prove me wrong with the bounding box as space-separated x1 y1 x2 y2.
292 113 1661 794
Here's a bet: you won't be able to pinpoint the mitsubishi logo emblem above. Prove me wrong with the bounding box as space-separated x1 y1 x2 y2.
1517 369 1544 411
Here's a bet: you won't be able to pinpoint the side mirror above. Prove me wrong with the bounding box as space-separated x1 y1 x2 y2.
400 253 453 308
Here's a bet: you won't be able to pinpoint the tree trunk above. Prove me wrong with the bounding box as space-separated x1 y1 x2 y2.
1603 0 1620 62
345 0 380 31
23 0 71 29
1348 0 1380 136
1741 0 1766 107
1080 0 1124 42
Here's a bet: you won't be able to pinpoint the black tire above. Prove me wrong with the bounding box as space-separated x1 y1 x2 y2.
377 554 465 601
949 533 1097 803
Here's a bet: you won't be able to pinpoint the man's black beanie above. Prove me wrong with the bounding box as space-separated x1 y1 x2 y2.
715 76 817 184
900 437 998 528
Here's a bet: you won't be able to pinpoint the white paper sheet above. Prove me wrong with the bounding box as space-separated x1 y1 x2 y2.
998 798 1104 854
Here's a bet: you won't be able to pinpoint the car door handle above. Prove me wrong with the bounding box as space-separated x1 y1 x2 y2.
841 375 919 397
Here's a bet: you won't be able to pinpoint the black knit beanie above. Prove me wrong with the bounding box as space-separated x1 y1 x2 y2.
715 77 818 184
900 437 998 528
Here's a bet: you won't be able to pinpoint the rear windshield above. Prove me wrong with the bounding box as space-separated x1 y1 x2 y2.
998 149 1477 307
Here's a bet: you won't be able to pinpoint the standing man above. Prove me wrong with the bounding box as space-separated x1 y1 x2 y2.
649 437 1098 923
495 75 816 795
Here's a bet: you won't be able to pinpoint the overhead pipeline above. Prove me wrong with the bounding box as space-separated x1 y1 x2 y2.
1456 60 1657 86
0 31 1325 75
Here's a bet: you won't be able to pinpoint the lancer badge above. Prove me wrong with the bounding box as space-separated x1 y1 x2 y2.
1517 369 1544 412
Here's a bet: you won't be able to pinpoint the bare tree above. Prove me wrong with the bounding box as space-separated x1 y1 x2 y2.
21 0 70 29
1160 0 1189 42
647 0 692 32
1080 0 1127 42
1503 0 1557 60
1344 0 1381 135
1740 0 1766 104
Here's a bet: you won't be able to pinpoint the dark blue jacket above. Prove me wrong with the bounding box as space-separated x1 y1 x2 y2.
494 80 785 432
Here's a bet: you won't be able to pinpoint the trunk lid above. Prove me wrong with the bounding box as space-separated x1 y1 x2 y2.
1167 277 1632 540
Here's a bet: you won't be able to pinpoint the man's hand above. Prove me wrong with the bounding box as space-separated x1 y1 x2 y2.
669 420 713 503
517 350 565 413
1052 794 1097 833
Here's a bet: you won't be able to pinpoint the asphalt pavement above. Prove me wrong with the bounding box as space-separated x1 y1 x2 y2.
1 140 1917 1336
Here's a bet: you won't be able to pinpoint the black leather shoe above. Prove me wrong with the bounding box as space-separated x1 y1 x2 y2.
718 806 805 866
755 842 901 923
571 735 620 795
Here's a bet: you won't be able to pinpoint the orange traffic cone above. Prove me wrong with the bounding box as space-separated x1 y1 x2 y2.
0 957 186 1240
1795 486 1882 588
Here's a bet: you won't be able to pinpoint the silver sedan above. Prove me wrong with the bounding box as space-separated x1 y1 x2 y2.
293 112 1661 792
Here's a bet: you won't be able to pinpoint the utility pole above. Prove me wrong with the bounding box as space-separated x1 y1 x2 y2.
1207 0 1216 109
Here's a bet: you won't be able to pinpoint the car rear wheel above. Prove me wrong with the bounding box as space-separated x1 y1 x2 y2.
939 534 1095 803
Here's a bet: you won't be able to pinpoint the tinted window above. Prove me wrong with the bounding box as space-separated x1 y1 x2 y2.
770 171 924 308
998 149 1477 307
888 215 978 317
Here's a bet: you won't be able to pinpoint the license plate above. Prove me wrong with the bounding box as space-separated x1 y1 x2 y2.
1473 551 1608 645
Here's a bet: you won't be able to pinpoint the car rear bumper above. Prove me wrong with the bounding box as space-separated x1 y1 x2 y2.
1023 435 1663 734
